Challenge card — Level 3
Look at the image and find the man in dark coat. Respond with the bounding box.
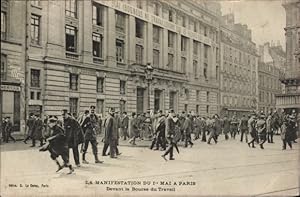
[223,116,230,140]
[281,116,293,150]
[178,111,186,142]
[40,116,74,174]
[24,113,35,144]
[150,110,166,150]
[3,117,16,143]
[31,114,44,147]
[183,114,194,147]
[120,112,129,140]
[81,112,103,164]
[207,115,219,145]
[239,115,249,143]
[162,110,176,161]
[62,110,84,167]
[103,108,119,158]
[230,115,239,139]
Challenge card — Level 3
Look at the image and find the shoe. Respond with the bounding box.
[260,145,264,149]
[117,153,122,156]
[23,140,27,144]
[252,146,256,148]
[95,160,104,163]
[102,154,107,156]
[282,148,286,150]
[247,143,250,148]
[169,158,175,160]
[56,165,64,172]
[67,168,74,174]
[110,156,118,159]
[293,141,297,143]
[161,155,167,161]
[76,164,81,167]
[30,145,35,147]
[82,160,89,164]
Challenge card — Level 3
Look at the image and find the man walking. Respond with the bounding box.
[256,114,267,149]
[103,108,119,159]
[162,110,176,161]
[24,113,35,144]
[120,112,129,140]
[81,111,103,164]
[247,113,257,148]
[31,114,44,147]
[183,114,194,148]
[3,117,16,143]
[239,115,248,143]
[62,110,84,167]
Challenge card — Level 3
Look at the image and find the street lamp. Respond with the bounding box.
[145,63,154,111]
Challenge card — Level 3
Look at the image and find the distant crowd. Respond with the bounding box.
[1,107,299,174]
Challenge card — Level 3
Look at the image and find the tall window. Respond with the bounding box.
[137,0,142,9]
[153,25,160,43]
[136,19,144,38]
[65,0,77,18]
[69,98,78,117]
[31,15,40,45]
[167,53,174,69]
[196,90,200,101]
[185,89,189,100]
[168,10,173,22]
[97,77,104,93]
[204,44,209,58]
[181,36,187,52]
[92,4,103,26]
[196,105,199,114]
[154,90,161,112]
[116,39,124,63]
[168,31,175,48]
[1,11,7,39]
[30,69,40,87]
[116,11,125,32]
[65,26,77,52]
[154,3,159,16]
[203,63,208,79]
[206,91,210,102]
[206,105,209,114]
[120,80,126,95]
[92,33,103,58]
[216,65,219,79]
[1,54,7,80]
[181,15,186,27]
[193,41,198,55]
[193,60,198,78]
[69,73,78,90]
[169,91,176,110]
[153,49,159,67]
[181,57,186,73]
[136,45,143,64]
[204,26,208,37]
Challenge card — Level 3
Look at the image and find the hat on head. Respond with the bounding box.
[49,116,57,123]
[90,105,96,110]
[62,109,68,114]
[108,107,115,113]
[157,109,163,114]
[84,110,89,114]
[169,109,174,113]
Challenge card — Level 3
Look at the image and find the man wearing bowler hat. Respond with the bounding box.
[62,109,84,167]
[103,108,118,158]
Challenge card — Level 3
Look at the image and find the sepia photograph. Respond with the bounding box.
[0,0,299,196]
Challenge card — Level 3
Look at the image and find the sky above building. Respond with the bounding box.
[220,0,286,49]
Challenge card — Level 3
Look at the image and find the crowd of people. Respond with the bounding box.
[1,106,299,174]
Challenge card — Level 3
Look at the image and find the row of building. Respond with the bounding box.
[0,0,298,134]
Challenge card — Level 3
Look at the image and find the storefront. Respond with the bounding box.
[1,82,21,132]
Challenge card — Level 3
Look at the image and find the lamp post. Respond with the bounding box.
[145,63,154,111]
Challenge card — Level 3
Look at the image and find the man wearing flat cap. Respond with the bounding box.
[256,114,267,149]
[62,109,84,167]
[103,108,119,158]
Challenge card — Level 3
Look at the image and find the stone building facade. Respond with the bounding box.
[258,42,285,114]
[1,0,26,133]
[219,14,258,118]
[276,0,300,113]
[24,0,221,118]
